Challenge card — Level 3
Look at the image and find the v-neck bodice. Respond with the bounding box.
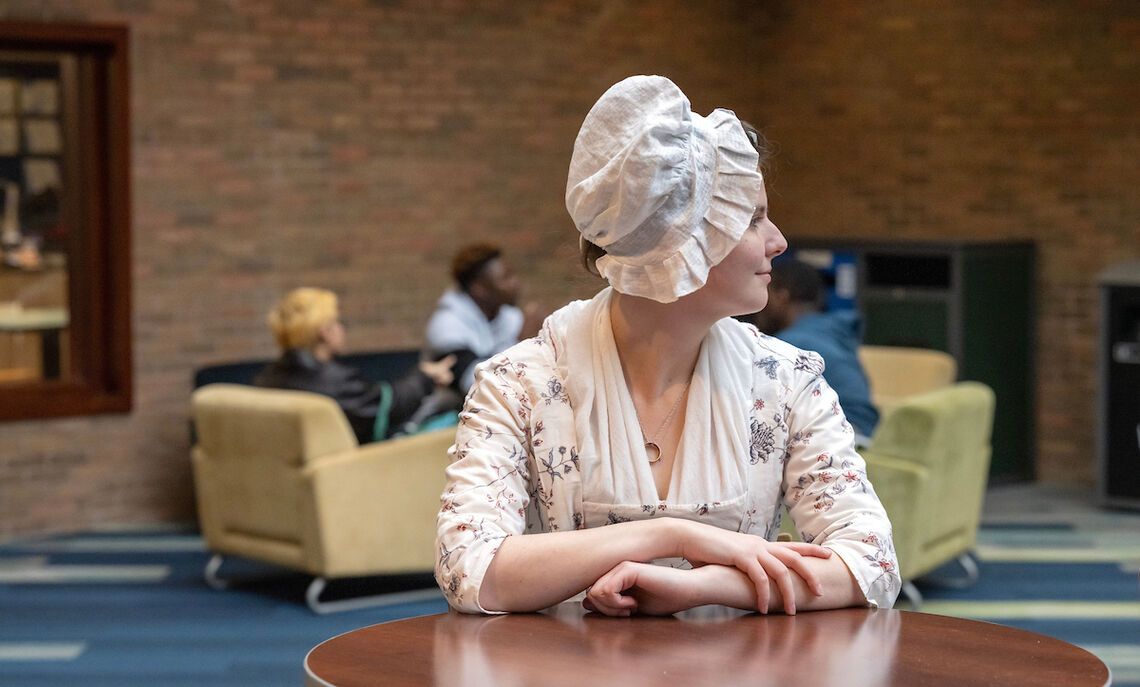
[575,294,751,529]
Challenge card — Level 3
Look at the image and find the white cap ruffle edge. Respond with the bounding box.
[566,75,762,303]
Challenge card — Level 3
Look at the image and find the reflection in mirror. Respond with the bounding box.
[0,52,69,385]
[0,21,130,421]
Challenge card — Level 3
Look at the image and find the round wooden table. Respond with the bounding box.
[304,605,1111,687]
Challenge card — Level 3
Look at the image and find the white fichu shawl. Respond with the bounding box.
[544,288,756,526]
[438,287,901,612]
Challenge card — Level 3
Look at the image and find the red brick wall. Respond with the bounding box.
[1,1,1137,538]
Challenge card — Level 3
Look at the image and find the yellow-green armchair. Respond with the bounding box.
[858,345,958,413]
[190,383,454,613]
[861,381,996,606]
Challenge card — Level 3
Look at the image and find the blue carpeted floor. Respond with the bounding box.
[0,529,448,686]
[903,488,1140,686]
[1,484,1137,686]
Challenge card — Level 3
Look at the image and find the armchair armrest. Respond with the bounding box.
[301,428,456,578]
[862,450,927,581]
[859,381,995,582]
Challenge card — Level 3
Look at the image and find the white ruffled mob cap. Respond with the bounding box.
[565,75,762,303]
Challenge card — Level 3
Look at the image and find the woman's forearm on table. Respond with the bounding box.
[693,554,866,612]
[478,518,687,612]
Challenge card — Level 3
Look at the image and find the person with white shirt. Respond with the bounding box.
[423,242,529,394]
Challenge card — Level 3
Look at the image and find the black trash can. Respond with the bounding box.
[1097,262,1140,509]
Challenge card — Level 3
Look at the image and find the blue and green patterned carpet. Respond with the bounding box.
[900,484,1140,686]
[1,483,1137,686]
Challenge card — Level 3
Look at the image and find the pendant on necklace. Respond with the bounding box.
[645,442,662,464]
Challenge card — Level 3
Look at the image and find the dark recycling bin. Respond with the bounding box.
[1097,262,1140,509]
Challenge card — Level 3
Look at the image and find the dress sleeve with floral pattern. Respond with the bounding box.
[435,340,549,613]
[771,342,900,608]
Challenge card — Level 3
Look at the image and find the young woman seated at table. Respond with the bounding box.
[435,76,900,617]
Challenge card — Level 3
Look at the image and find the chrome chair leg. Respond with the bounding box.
[305,576,443,614]
[958,552,980,583]
[204,553,229,590]
[937,552,981,590]
[206,554,443,613]
[305,576,329,613]
[901,580,923,608]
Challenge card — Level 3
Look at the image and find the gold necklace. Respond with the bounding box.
[638,378,691,464]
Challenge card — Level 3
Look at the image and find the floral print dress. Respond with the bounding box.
[435,289,900,613]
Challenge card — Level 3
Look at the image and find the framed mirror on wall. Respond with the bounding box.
[0,21,130,421]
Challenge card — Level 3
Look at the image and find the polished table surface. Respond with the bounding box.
[304,603,1111,687]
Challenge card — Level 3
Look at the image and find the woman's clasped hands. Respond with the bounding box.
[584,521,833,617]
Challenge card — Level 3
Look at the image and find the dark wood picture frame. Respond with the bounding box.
[0,20,131,421]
